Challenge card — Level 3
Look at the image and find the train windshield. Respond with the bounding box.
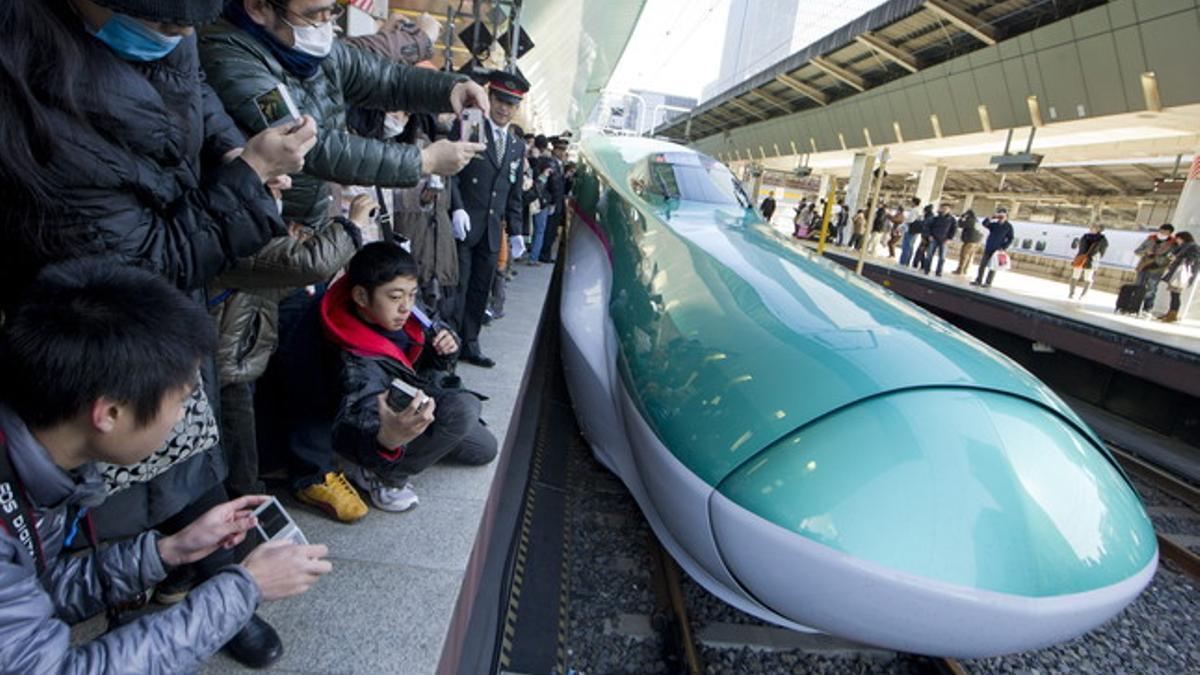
[637,153,750,207]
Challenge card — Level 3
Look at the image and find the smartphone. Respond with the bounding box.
[461,108,485,144]
[387,378,429,412]
[252,497,308,545]
[254,83,301,128]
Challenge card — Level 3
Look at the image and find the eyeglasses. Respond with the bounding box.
[269,1,344,28]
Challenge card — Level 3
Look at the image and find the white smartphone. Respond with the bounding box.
[461,108,485,144]
[254,83,301,129]
[252,497,308,545]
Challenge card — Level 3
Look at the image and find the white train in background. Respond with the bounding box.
[1006,221,1161,271]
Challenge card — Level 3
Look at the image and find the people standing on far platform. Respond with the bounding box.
[910,204,934,270]
[898,197,922,266]
[1068,224,1109,301]
[954,210,982,275]
[923,203,957,277]
[972,208,1015,288]
[760,193,777,221]
[1133,224,1176,317]
[1160,231,1199,323]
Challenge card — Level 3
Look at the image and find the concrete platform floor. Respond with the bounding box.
[807,239,1200,355]
[201,261,555,675]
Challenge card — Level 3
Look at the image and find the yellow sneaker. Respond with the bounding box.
[296,472,368,522]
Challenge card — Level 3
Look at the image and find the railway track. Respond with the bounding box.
[644,522,972,675]
[1109,445,1200,581]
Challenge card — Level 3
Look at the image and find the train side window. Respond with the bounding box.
[1070,237,1080,250]
[1021,238,1033,250]
[1035,240,1047,252]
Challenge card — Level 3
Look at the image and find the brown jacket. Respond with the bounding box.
[341,18,434,65]
[211,222,358,384]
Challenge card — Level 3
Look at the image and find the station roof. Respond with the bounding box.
[389,0,646,134]
[655,0,1107,141]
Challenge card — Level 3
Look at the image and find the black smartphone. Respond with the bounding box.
[387,378,429,412]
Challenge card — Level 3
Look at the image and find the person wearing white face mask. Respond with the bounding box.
[199,0,488,231]
[1132,224,1177,317]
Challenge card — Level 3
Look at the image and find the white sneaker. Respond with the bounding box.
[347,465,419,512]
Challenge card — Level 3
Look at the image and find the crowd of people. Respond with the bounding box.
[783,195,1016,286]
[778,192,1196,321]
[0,0,570,671]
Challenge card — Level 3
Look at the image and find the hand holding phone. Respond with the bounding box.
[254,83,301,128]
[252,497,308,546]
[378,380,436,448]
[461,108,485,145]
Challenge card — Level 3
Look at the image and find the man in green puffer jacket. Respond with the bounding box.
[199,0,487,228]
[198,0,486,518]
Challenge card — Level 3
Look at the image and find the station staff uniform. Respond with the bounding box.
[450,70,529,367]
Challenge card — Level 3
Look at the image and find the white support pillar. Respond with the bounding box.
[817,174,834,204]
[845,153,876,214]
[915,164,948,206]
[962,193,976,212]
[1170,155,1200,318]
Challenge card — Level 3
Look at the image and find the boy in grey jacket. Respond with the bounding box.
[0,260,330,674]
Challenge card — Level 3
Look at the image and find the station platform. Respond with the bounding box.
[199,263,556,675]
[803,241,1200,400]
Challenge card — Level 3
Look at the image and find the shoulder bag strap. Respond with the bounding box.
[376,186,394,244]
[0,442,48,576]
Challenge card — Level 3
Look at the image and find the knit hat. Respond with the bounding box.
[92,0,225,25]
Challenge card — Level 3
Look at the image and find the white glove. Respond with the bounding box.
[452,209,471,241]
[510,235,526,259]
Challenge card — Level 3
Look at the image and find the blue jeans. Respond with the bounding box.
[899,232,915,266]
[529,210,550,262]
[923,239,946,275]
[1135,268,1164,311]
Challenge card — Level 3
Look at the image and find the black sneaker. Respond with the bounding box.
[154,568,194,605]
[225,614,284,669]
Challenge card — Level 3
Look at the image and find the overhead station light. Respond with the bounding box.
[990,152,1043,173]
[991,127,1042,173]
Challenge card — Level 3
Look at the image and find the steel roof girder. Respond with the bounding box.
[774,73,830,106]
[809,56,868,92]
[854,32,920,73]
[922,0,999,46]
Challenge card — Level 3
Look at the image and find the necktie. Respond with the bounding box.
[494,126,507,158]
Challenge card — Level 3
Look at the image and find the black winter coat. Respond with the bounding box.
[0,34,284,308]
[928,213,957,242]
[959,216,983,244]
[0,34,285,538]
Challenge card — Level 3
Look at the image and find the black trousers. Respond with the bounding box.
[354,391,497,486]
[220,382,263,497]
[455,237,499,356]
[540,207,563,262]
[975,248,999,285]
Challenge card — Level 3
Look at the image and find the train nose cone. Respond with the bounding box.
[710,388,1157,658]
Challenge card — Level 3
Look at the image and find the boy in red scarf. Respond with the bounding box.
[321,243,497,512]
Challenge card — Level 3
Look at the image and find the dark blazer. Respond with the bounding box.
[451,119,524,253]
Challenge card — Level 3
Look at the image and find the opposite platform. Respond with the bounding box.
[805,241,1200,399]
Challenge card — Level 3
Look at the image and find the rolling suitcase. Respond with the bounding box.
[1115,283,1145,314]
